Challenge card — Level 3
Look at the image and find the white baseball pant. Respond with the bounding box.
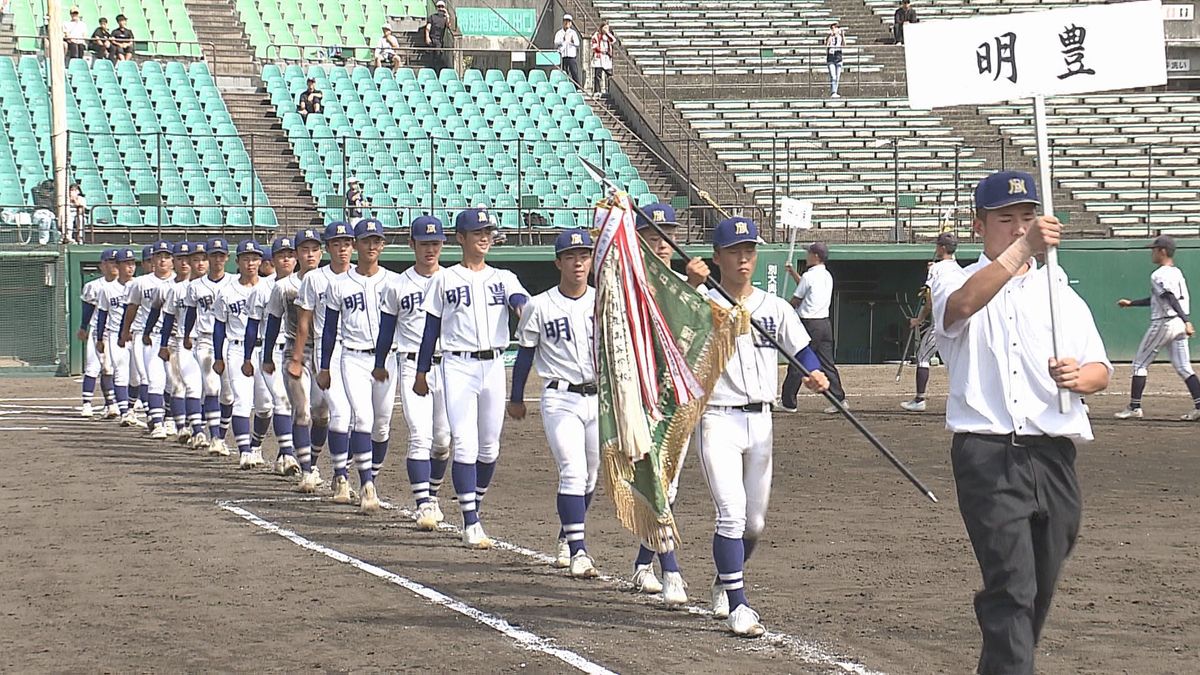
[1132,318,1195,379]
[84,329,101,379]
[916,326,938,368]
[225,340,272,418]
[312,344,349,433]
[174,344,203,399]
[696,407,773,542]
[285,345,317,426]
[542,386,599,495]
[129,332,146,390]
[143,339,167,395]
[398,356,450,461]
[440,353,505,465]
[261,341,290,415]
[340,348,398,441]
[104,334,132,387]
[195,338,234,405]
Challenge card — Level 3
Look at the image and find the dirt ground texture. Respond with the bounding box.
[0,363,1196,674]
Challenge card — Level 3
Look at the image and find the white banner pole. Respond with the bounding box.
[1032,94,1071,414]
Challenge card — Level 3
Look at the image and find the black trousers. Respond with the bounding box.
[563,56,582,86]
[782,317,845,405]
[951,433,1082,675]
[66,42,85,60]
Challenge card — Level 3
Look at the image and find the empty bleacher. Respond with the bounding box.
[0,56,274,228]
[10,0,201,57]
[264,64,652,229]
[675,97,989,229]
[238,0,425,60]
[977,92,1200,233]
[864,0,1091,23]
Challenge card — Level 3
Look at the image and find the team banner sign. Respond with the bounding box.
[905,0,1167,109]
[593,194,743,552]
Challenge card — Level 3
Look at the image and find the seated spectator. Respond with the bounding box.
[31,179,58,245]
[90,17,111,60]
[64,8,88,61]
[110,14,134,61]
[345,177,371,223]
[373,26,402,72]
[68,183,87,244]
[297,78,323,118]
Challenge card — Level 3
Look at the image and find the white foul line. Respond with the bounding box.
[222,496,883,675]
[217,499,616,675]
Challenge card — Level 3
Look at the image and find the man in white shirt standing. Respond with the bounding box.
[782,242,847,412]
[930,171,1111,675]
[554,14,582,87]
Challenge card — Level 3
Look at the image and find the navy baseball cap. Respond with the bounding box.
[190,240,207,255]
[713,217,762,249]
[355,218,385,239]
[271,236,296,254]
[141,245,154,261]
[1150,234,1177,254]
[236,239,264,257]
[173,241,193,256]
[808,241,829,262]
[324,221,354,241]
[975,171,1040,211]
[206,237,229,254]
[115,247,137,263]
[100,247,117,262]
[555,228,593,254]
[455,208,494,232]
[150,240,173,256]
[637,202,678,230]
[296,227,322,246]
[411,215,446,241]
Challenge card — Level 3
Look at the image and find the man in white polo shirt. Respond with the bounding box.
[782,242,847,412]
[930,171,1111,675]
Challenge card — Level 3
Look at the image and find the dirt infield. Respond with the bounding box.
[0,364,1196,673]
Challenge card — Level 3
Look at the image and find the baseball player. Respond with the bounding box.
[78,249,118,418]
[127,245,155,417]
[319,218,398,513]
[213,240,273,469]
[247,236,299,476]
[901,232,959,412]
[416,207,529,549]
[698,217,828,637]
[372,215,452,530]
[930,171,1111,674]
[628,202,708,603]
[1114,234,1200,420]
[259,251,276,280]
[265,228,325,491]
[508,229,600,578]
[185,238,234,455]
[292,221,354,501]
[94,247,138,423]
[120,240,175,436]
[157,241,200,444]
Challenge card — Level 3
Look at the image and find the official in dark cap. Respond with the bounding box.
[929,170,1112,675]
[901,231,961,412]
[781,241,847,412]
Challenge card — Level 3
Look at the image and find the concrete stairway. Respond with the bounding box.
[182,0,257,86]
[0,12,19,59]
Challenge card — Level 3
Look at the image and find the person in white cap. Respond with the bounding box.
[555,14,582,86]
[374,25,403,71]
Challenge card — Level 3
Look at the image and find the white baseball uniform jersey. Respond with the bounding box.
[326,266,399,439]
[1150,265,1190,321]
[96,278,131,387]
[517,286,599,496]
[297,265,345,347]
[187,273,233,339]
[215,278,272,418]
[387,267,441,352]
[707,288,812,406]
[126,273,172,334]
[267,273,305,347]
[296,265,350,432]
[81,277,106,379]
[917,259,960,367]
[81,277,105,332]
[1133,264,1195,379]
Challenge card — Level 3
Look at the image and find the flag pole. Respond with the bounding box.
[1032,94,1072,414]
[581,156,938,504]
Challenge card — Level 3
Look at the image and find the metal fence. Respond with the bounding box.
[0,250,67,373]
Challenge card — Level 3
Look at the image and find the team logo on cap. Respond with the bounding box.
[1008,178,1027,195]
[246,242,257,251]
[477,211,488,223]
[652,210,666,222]
[734,221,749,235]
[425,223,437,234]
[570,233,583,245]
[336,224,347,234]
[304,229,316,238]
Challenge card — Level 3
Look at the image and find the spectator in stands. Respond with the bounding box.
[345,177,370,223]
[31,179,57,246]
[826,23,845,99]
[68,183,86,244]
[110,14,134,61]
[297,77,323,118]
[893,0,917,45]
[590,19,616,97]
[555,14,582,87]
[63,8,89,61]
[374,26,403,72]
[425,1,451,71]
[90,17,111,61]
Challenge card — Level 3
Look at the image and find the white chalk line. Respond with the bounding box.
[224,495,883,675]
[217,499,615,675]
[0,426,52,431]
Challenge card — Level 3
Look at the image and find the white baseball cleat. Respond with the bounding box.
[414,502,440,530]
[359,483,382,514]
[149,425,170,440]
[238,452,256,470]
[103,405,120,419]
[208,438,230,457]
[190,432,209,451]
[297,470,321,494]
[80,402,93,418]
[662,571,688,607]
[1181,409,1200,421]
[429,498,444,524]
[823,399,849,414]
[1113,406,1143,420]
[133,400,146,413]
[554,539,571,568]
[773,399,798,414]
[570,550,599,579]
[248,449,266,468]
[276,454,300,476]
[711,576,730,619]
[175,428,192,445]
[632,564,663,594]
[161,420,178,437]
[727,605,765,638]
[331,475,355,504]
[900,398,927,412]
[462,522,494,550]
[119,411,141,427]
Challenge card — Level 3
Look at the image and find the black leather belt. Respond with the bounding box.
[345,346,395,355]
[957,432,1059,449]
[712,402,772,413]
[229,338,263,347]
[547,380,598,396]
[402,352,442,364]
[450,349,501,360]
